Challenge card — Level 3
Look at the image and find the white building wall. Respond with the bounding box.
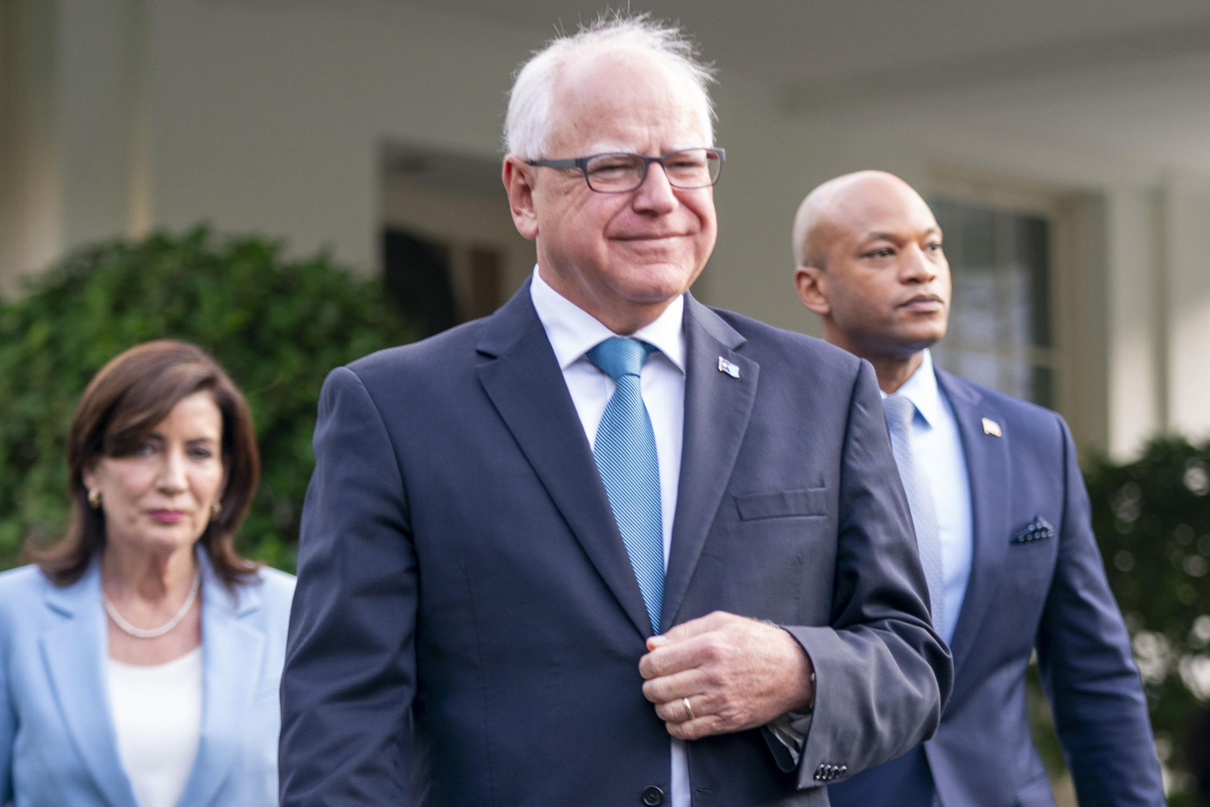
[1162,175,1210,440]
[147,0,540,275]
[0,0,65,296]
[5,0,1209,456]
[1104,187,1165,456]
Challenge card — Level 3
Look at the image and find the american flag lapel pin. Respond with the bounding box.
[718,357,740,378]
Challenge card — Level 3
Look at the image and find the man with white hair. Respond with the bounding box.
[280,18,950,806]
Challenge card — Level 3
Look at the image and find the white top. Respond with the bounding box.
[107,647,203,807]
[882,349,974,644]
[530,267,693,806]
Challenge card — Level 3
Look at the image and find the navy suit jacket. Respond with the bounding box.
[829,370,1164,807]
[279,283,952,807]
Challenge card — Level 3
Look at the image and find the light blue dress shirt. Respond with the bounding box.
[529,268,696,806]
[883,350,973,644]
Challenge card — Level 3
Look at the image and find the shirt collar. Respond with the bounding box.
[529,265,686,372]
[881,349,944,428]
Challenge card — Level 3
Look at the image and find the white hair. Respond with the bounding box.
[504,14,716,160]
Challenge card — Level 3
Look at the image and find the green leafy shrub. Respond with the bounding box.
[0,228,414,573]
[1027,438,1209,803]
[1085,437,1210,803]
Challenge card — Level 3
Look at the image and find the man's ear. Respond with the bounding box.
[503,156,539,241]
[795,265,831,317]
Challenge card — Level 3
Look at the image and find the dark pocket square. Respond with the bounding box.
[1011,516,1056,544]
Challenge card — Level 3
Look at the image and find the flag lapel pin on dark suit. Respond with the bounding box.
[718,357,740,378]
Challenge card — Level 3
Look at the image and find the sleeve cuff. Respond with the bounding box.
[762,708,815,772]
[758,621,817,773]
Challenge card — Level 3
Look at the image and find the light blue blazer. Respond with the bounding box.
[0,555,295,807]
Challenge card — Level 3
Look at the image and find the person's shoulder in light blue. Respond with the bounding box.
[229,563,297,633]
[0,561,53,603]
[0,562,60,639]
[250,564,298,610]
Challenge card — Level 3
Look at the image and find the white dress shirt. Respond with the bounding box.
[529,267,693,806]
[883,350,973,644]
[107,646,203,807]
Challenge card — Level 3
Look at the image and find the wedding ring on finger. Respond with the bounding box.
[682,697,695,722]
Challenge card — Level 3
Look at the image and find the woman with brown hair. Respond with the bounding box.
[0,340,294,807]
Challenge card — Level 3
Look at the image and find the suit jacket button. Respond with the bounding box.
[641,785,664,806]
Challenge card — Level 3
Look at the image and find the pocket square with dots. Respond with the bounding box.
[1011,516,1056,544]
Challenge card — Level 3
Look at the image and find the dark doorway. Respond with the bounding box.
[382,228,457,337]
[467,247,503,320]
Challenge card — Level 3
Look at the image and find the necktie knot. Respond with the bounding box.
[883,394,917,432]
[587,337,656,381]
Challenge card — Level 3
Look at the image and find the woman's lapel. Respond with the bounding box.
[39,563,141,807]
[175,559,265,807]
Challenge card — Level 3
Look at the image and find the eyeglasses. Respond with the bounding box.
[525,148,725,193]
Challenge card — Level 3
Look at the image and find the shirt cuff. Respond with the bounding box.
[762,708,815,772]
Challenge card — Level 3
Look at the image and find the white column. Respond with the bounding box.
[1161,175,1210,440]
[0,0,64,295]
[0,0,152,295]
[1103,186,1164,459]
[59,0,153,249]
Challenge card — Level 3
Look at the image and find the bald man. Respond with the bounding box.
[792,172,1164,807]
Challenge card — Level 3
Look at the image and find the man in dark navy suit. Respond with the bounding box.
[793,170,1164,807]
[279,18,950,807]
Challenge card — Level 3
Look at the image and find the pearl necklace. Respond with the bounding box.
[103,572,201,639]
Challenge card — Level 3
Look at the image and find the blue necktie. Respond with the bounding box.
[587,337,664,634]
[883,395,945,636]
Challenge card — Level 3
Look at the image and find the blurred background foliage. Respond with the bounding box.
[1,230,1208,803]
[1029,437,1210,806]
[0,229,414,573]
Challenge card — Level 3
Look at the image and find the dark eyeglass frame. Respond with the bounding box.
[525,147,726,193]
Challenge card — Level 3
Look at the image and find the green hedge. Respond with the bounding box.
[1028,438,1209,804]
[1085,437,1210,802]
[0,229,414,572]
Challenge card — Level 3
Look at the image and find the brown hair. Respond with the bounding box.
[33,340,262,588]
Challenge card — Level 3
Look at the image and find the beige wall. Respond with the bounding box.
[5,0,1210,457]
[1162,175,1210,441]
[0,0,65,297]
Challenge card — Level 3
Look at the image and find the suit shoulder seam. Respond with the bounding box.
[334,365,408,491]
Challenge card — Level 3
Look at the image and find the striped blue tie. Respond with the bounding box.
[587,337,664,634]
[883,395,945,636]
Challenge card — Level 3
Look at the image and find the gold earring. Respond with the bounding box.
[87,489,102,509]
[211,500,221,518]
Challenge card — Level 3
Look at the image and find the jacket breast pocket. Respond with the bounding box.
[734,488,827,521]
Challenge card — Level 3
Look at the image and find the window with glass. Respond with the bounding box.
[931,199,1056,409]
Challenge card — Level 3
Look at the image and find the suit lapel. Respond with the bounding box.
[936,369,1010,679]
[476,281,653,638]
[176,561,265,807]
[40,564,140,807]
[661,297,758,631]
